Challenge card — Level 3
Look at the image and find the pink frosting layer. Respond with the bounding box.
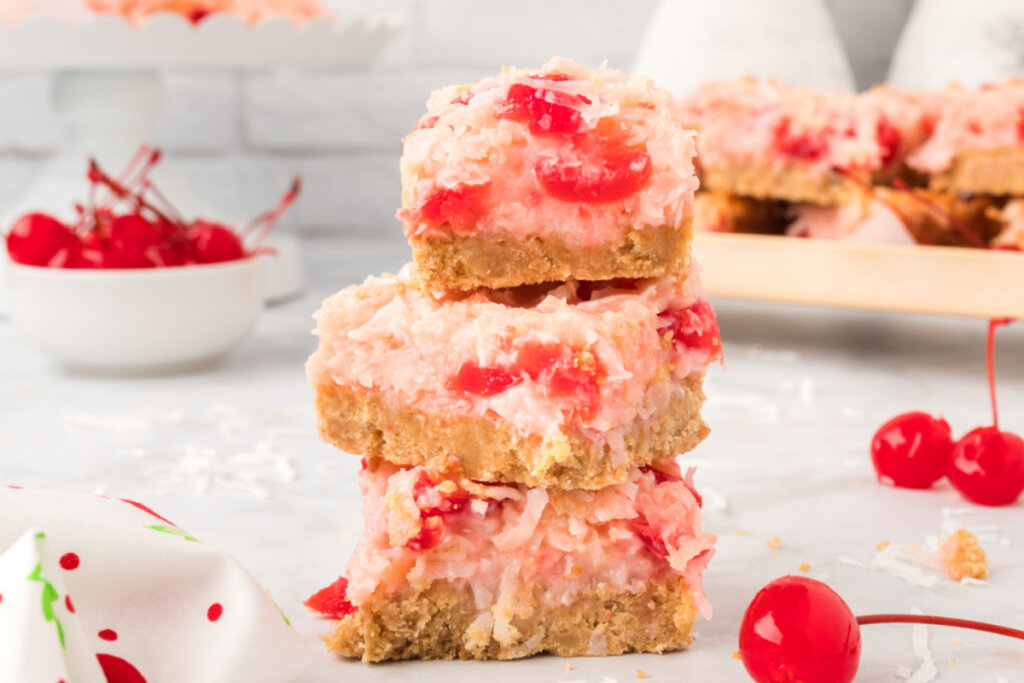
[307,265,721,461]
[678,77,894,176]
[907,81,1024,173]
[344,457,716,651]
[399,57,699,248]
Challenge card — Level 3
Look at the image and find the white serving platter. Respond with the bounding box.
[694,232,1024,319]
[0,13,403,68]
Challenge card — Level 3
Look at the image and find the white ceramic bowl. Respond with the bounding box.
[6,257,265,372]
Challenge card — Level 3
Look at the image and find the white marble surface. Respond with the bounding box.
[1,240,1023,682]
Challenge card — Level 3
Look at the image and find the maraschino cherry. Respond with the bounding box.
[870,411,954,489]
[948,318,1024,506]
[739,576,1024,683]
[4,145,301,271]
[870,318,1022,506]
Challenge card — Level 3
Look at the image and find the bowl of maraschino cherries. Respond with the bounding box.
[4,147,301,372]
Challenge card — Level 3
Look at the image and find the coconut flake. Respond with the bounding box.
[139,441,297,499]
[903,609,938,683]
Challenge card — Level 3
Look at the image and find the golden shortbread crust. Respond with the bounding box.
[409,222,691,291]
[315,376,708,491]
[701,161,866,206]
[326,577,698,662]
[928,147,1024,196]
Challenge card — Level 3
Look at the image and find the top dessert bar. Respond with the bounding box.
[399,57,699,290]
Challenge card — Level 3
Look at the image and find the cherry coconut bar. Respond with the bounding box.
[307,456,715,662]
[907,81,1024,196]
[306,265,721,490]
[678,78,922,205]
[399,57,699,290]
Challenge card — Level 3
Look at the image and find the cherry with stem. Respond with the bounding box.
[740,576,1024,683]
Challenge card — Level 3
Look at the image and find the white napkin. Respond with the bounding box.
[0,486,310,683]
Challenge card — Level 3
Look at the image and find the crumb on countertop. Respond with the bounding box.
[798,563,811,572]
[731,650,742,661]
[877,540,891,551]
[735,529,749,536]
[636,669,648,679]
[565,663,574,671]
[940,528,989,581]
[766,537,781,549]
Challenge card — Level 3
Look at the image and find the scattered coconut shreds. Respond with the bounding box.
[766,537,782,549]
[140,441,296,499]
[64,407,184,435]
[940,529,989,582]
[731,650,742,661]
[636,669,649,679]
[898,609,938,683]
[839,547,940,588]
[798,563,811,572]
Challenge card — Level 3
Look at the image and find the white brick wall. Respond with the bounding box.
[0,0,915,243]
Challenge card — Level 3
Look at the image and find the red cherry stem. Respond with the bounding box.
[986,317,1015,429]
[890,178,989,249]
[87,159,180,230]
[858,614,1024,641]
[243,176,302,247]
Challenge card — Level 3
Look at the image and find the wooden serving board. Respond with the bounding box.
[693,232,1024,319]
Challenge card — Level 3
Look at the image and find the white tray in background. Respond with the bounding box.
[694,232,1024,319]
[0,13,404,68]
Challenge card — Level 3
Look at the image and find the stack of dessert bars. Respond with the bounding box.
[305,58,722,663]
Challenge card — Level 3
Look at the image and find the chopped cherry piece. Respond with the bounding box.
[495,83,586,135]
[639,463,683,485]
[876,116,902,166]
[415,115,439,130]
[406,518,445,551]
[948,427,1024,506]
[5,213,79,267]
[447,362,522,396]
[739,576,861,683]
[304,576,357,619]
[451,91,474,105]
[412,471,471,516]
[188,221,246,264]
[515,342,603,419]
[630,518,669,559]
[773,118,829,161]
[419,184,489,230]
[535,147,652,203]
[870,412,953,489]
[658,302,722,359]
